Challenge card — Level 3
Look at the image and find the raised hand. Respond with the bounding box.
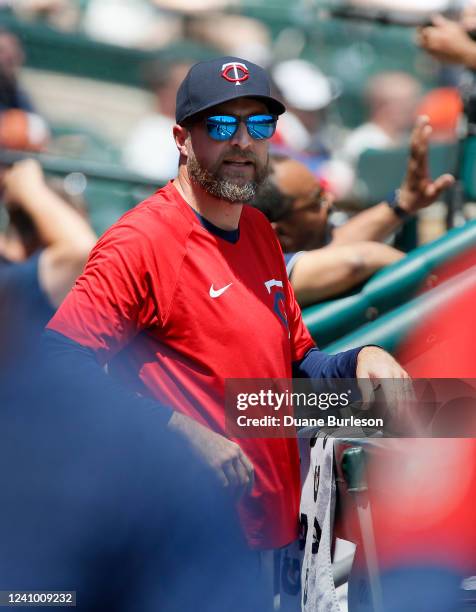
[397,115,454,215]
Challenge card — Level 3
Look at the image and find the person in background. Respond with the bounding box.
[0,29,36,113]
[270,59,356,200]
[11,0,80,32]
[342,71,422,162]
[271,59,339,158]
[0,29,50,150]
[253,117,454,306]
[122,59,192,182]
[0,159,96,367]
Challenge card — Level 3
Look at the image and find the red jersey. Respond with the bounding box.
[48,181,315,549]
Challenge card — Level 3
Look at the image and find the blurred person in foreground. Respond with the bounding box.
[43,56,413,607]
[0,358,262,612]
[0,159,96,368]
[123,59,192,182]
[253,117,454,306]
[342,71,422,162]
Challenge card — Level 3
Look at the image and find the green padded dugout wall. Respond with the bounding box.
[302,219,476,347]
[323,264,476,355]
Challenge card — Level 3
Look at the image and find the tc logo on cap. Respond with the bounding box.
[221,62,249,86]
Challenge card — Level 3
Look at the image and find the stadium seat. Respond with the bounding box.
[0,10,218,86]
[49,123,121,164]
[0,149,160,235]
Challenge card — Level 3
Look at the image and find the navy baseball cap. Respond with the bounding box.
[175,56,286,125]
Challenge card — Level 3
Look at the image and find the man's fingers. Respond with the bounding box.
[233,457,249,484]
[220,451,254,497]
[378,378,400,409]
[406,118,454,205]
[397,376,424,434]
[424,173,455,200]
[402,375,416,404]
[239,451,255,489]
[357,377,375,407]
[432,173,455,194]
[378,375,424,434]
[215,468,230,489]
[223,460,240,488]
[407,118,431,183]
[233,458,253,497]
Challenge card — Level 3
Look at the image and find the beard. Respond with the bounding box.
[187,149,269,203]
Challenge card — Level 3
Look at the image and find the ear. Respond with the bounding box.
[173,124,189,157]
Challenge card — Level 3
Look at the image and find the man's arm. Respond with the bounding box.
[43,329,254,496]
[291,241,404,306]
[2,160,97,306]
[43,329,173,425]
[331,117,454,245]
[295,345,414,421]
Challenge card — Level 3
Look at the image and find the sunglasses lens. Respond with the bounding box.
[206,115,239,141]
[246,114,276,140]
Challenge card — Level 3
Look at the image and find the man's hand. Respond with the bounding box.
[168,411,254,497]
[417,15,476,69]
[397,115,454,215]
[2,159,46,208]
[356,346,418,430]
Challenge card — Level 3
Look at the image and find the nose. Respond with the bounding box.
[229,120,253,150]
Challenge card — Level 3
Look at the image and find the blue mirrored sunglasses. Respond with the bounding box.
[206,114,277,141]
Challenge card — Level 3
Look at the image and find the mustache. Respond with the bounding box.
[219,150,259,165]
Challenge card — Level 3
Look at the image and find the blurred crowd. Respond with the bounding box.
[1,0,476,342]
[0,2,469,191]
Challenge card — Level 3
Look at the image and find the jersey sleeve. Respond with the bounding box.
[47,216,176,365]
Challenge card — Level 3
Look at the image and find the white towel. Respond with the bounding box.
[302,433,341,612]
[280,433,342,612]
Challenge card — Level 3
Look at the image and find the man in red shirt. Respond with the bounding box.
[45,57,410,551]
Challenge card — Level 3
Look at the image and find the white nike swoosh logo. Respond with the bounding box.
[209,283,233,298]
